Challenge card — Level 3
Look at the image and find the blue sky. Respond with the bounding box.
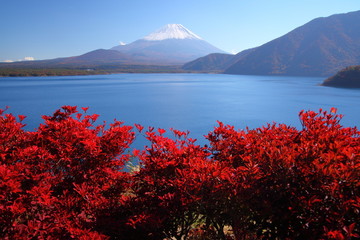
[1,0,359,62]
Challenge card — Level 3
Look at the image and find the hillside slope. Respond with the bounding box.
[225,10,360,77]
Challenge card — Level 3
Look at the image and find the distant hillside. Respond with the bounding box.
[0,49,133,69]
[322,65,360,88]
[182,48,254,72]
[182,53,235,72]
[60,49,134,64]
[225,10,360,77]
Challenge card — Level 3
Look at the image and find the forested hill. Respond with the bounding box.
[322,65,360,88]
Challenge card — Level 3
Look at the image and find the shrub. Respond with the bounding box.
[1,107,359,239]
[207,108,360,239]
[1,106,135,239]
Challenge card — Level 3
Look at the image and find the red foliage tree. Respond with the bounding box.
[207,108,360,239]
[129,128,210,240]
[1,106,135,239]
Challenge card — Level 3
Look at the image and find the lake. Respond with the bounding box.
[0,73,359,145]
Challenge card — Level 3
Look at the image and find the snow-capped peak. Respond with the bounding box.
[142,24,202,41]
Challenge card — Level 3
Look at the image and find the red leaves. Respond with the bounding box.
[18,114,26,121]
[81,107,89,113]
[62,105,77,114]
[134,123,144,132]
[0,106,134,239]
[206,109,360,239]
[89,113,100,122]
[157,128,166,135]
[1,107,359,239]
[171,128,187,138]
[331,107,338,114]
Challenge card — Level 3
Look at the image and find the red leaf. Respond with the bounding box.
[135,123,144,132]
[158,128,166,135]
[18,115,26,121]
[81,107,89,113]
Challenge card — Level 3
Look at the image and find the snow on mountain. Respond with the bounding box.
[142,24,202,41]
[109,24,226,65]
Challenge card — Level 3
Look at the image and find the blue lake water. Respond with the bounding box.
[0,73,359,145]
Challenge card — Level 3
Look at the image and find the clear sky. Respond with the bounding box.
[1,0,359,62]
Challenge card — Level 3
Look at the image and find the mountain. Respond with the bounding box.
[59,49,133,64]
[224,10,360,76]
[0,24,226,72]
[111,24,226,65]
[322,65,360,88]
[182,48,255,72]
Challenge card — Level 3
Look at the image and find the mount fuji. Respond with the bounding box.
[110,24,226,64]
[0,24,226,73]
[142,24,202,41]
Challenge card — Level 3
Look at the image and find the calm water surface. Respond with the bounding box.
[1,73,359,144]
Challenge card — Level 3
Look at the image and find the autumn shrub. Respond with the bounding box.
[128,127,210,240]
[1,106,359,240]
[1,106,135,239]
[207,108,360,239]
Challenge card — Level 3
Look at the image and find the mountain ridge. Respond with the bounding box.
[224,10,360,76]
